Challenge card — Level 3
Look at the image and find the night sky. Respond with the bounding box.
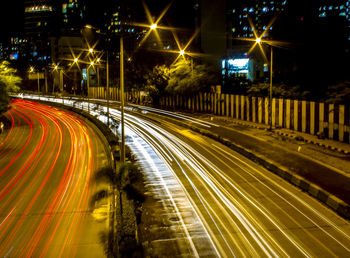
[0,0,23,41]
[0,0,194,41]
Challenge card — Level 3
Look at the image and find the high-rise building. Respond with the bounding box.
[220,0,287,81]
[24,0,58,65]
[22,0,88,67]
[229,0,287,40]
[24,0,57,38]
[61,0,86,34]
[317,0,350,40]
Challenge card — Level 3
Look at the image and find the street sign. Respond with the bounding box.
[28,73,44,80]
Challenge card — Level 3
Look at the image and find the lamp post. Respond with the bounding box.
[255,38,273,130]
[83,25,115,156]
[37,70,40,93]
[269,46,273,130]
[30,66,40,94]
[120,34,125,163]
[106,50,110,128]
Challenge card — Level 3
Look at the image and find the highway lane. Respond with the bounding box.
[117,107,350,257]
[18,95,350,256]
[0,99,111,257]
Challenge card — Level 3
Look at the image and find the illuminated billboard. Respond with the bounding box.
[222,58,250,76]
[228,58,249,73]
[10,53,18,60]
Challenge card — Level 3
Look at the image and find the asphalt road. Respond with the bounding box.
[0,99,110,257]
[119,106,350,257]
[15,95,350,256]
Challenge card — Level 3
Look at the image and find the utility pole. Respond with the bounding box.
[87,66,90,112]
[269,46,273,130]
[107,50,110,127]
[120,35,125,163]
[37,71,40,93]
[45,69,48,94]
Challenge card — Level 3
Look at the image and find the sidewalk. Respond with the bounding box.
[154,110,350,219]
[208,116,350,175]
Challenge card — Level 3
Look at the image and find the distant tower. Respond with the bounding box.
[24,0,58,65]
[229,0,287,41]
[317,0,350,41]
[24,0,57,38]
[200,0,227,70]
[61,0,86,35]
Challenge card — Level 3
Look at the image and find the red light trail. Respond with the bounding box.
[0,99,108,257]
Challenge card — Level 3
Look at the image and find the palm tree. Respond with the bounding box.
[90,163,145,257]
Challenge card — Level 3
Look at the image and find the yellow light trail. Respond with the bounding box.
[20,95,350,257]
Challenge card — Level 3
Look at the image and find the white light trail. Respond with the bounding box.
[19,93,350,257]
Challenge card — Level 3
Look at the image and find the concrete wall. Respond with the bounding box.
[88,87,350,143]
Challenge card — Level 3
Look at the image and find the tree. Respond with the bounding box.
[166,58,217,95]
[0,81,9,115]
[0,61,21,115]
[247,82,310,99]
[327,81,350,104]
[0,61,21,92]
[145,65,169,105]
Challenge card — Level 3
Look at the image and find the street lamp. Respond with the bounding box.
[120,31,125,163]
[255,37,273,130]
[238,14,283,130]
[29,66,41,94]
[150,23,157,30]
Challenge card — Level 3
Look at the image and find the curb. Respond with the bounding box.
[275,131,350,155]
[156,114,350,220]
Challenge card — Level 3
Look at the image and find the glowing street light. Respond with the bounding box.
[179,49,185,56]
[235,15,282,130]
[89,48,94,54]
[74,58,78,63]
[252,35,274,130]
[29,66,41,93]
[150,23,157,30]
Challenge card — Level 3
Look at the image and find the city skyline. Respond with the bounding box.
[0,0,349,98]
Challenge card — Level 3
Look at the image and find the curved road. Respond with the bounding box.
[17,96,350,256]
[0,99,110,257]
[118,106,350,257]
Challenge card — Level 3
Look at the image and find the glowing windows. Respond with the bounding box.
[25,5,52,13]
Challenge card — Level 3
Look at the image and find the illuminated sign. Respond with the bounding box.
[82,68,87,80]
[10,53,18,60]
[28,72,44,80]
[226,58,249,73]
[25,5,52,13]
